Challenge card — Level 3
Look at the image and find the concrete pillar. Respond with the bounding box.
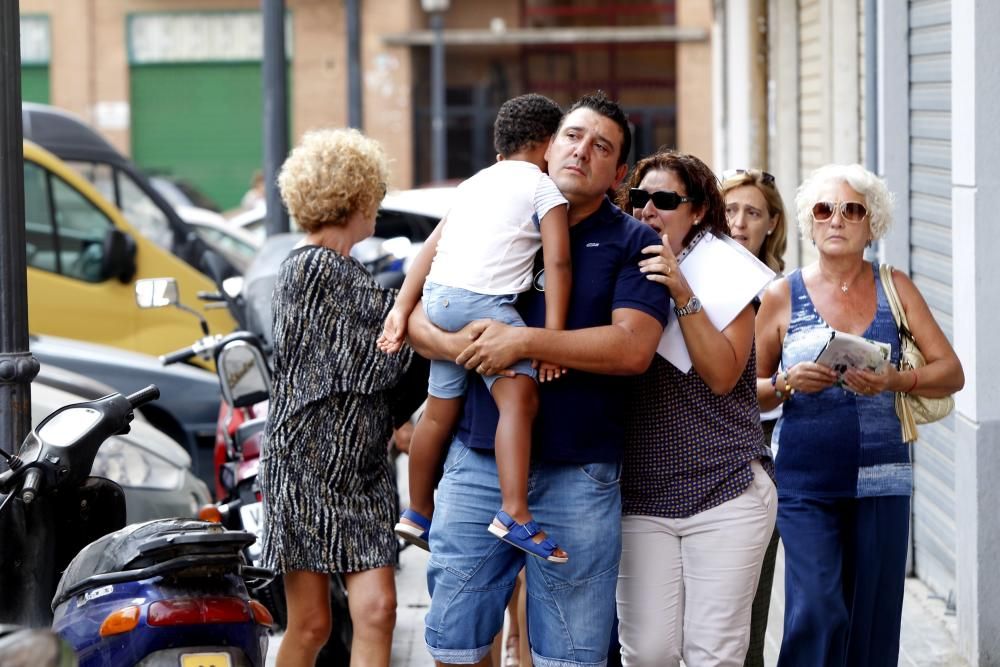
[362,0,416,188]
[951,1,1000,663]
[767,0,800,269]
[677,0,714,166]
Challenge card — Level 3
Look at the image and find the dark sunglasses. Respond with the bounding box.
[721,168,776,187]
[629,188,697,211]
[811,201,868,224]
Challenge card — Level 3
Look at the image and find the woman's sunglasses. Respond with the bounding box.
[811,201,868,224]
[629,188,697,211]
[722,168,776,187]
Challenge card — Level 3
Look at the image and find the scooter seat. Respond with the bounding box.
[53,518,256,609]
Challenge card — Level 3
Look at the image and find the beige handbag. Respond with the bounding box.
[878,264,955,442]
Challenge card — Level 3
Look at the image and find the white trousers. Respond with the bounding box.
[616,460,777,667]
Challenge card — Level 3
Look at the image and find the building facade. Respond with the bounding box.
[19,1,714,210]
[718,0,1000,661]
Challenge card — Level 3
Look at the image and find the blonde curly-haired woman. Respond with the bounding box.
[259,128,412,666]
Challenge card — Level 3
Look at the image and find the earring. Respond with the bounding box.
[694,219,700,226]
[766,229,773,236]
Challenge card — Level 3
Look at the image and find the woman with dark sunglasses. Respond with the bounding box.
[755,163,964,666]
[612,151,776,666]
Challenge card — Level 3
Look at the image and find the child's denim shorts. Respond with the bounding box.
[422,280,537,399]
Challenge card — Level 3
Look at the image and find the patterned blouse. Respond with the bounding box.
[772,264,910,498]
[260,245,413,574]
[622,346,772,520]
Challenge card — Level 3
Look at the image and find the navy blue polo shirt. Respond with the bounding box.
[455,197,671,464]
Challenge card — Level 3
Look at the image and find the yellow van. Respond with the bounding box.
[23,140,235,358]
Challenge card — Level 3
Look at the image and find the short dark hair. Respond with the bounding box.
[493,93,564,157]
[565,91,632,166]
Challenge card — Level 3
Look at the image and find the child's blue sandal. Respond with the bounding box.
[394,509,431,552]
[487,510,569,564]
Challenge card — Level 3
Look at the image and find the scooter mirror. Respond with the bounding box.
[222,276,245,299]
[218,340,271,409]
[135,278,179,309]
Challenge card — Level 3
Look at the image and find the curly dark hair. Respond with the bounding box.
[493,93,564,157]
[615,149,728,249]
[565,90,632,166]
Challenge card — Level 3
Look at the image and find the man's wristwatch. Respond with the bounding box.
[674,295,703,317]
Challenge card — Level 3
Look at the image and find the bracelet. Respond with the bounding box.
[905,370,919,394]
[771,372,784,399]
[783,370,796,397]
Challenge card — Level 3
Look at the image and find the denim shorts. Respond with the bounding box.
[422,281,537,399]
[424,439,622,666]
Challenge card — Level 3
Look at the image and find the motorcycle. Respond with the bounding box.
[0,386,272,666]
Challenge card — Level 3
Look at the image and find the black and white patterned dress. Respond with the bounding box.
[259,244,412,574]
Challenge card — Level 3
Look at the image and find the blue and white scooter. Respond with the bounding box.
[0,386,272,666]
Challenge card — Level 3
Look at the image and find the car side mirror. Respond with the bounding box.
[135,278,179,309]
[216,339,271,409]
[102,229,136,283]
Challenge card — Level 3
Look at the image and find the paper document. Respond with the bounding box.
[814,331,891,380]
[656,233,775,372]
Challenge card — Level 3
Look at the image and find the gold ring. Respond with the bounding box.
[665,265,672,275]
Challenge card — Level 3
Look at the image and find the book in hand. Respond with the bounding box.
[814,331,891,381]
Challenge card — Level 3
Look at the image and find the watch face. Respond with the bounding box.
[675,296,701,316]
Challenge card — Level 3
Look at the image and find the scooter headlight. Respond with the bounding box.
[91,439,182,490]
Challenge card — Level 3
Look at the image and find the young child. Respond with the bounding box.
[377,93,571,563]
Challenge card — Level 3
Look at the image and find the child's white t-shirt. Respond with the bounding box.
[427,160,568,295]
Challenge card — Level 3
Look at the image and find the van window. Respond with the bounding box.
[116,170,174,250]
[24,161,57,273]
[50,176,114,282]
[66,159,174,251]
[24,160,115,283]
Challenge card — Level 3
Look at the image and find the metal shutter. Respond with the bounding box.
[130,63,268,211]
[798,0,824,178]
[20,66,50,103]
[908,0,956,605]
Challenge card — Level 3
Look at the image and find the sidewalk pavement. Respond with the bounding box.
[269,452,968,666]
[764,543,967,667]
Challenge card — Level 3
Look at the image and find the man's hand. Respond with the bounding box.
[377,307,407,354]
[455,321,523,377]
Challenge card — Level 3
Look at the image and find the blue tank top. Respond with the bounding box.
[773,263,911,498]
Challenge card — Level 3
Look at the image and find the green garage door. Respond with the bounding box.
[21,66,50,103]
[20,15,50,103]
[130,63,268,211]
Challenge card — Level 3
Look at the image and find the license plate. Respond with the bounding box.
[239,501,264,536]
[181,653,232,667]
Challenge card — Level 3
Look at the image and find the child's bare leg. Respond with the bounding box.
[401,396,462,529]
[490,376,567,559]
[490,375,537,524]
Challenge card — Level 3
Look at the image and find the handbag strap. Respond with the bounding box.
[878,263,911,336]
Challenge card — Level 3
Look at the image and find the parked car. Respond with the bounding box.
[229,186,454,244]
[31,334,224,490]
[21,102,240,279]
[180,211,262,273]
[28,381,212,523]
[22,139,236,362]
[150,174,222,213]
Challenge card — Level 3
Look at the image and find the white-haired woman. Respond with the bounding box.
[755,164,963,667]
